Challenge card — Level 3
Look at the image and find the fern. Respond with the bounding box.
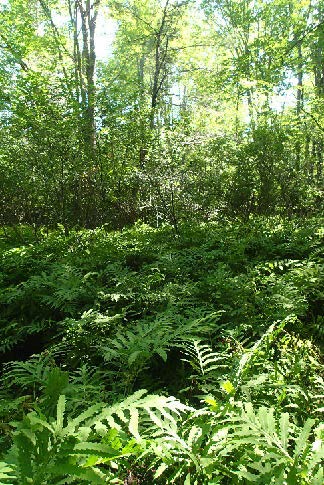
[0,319,51,355]
[3,354,69,410]
[180,339,231,396]
[235,322,324,417]
[223,403,324,484]
[3,353,54,391]
[140,402,324,484]
[66,365,109,412]
[3,391,191,484]
[0,462,16,484]
[101,311,223,392]
[180,323,285,397]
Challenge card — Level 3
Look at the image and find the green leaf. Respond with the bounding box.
[279,412,289,450]
[56,394,66,432]
[154,463,168,478]
[221,380,235,394]
[128,408,140,440]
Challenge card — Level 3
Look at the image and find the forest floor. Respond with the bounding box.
[0,217,323,484]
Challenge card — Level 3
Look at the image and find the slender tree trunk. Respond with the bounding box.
[294,35,304,171]
[296,37,303,116]
[77,0,99,155]
[150,0,170,129]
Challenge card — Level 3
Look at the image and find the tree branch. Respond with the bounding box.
[0,31,28,70]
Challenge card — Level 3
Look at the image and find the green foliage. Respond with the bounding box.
[3,391,190,484]
[0,0,324,480]
[141,402,323,484]
[1,0,323,225]
[0,461,16,484]
[2,387,323,484]
[0,217,323,483]
[101,310,222,393]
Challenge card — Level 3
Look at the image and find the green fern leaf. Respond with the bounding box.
[66,403,103,433]
[50,463,109,483]
[55,394,66,432]
[293,418,315,460]
[154,462,168,479]
[0,461,16,484]
[129,408,140,440]
[279,412,290,451]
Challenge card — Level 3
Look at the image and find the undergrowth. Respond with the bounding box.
[0,217,323,483]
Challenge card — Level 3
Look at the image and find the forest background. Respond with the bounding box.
[0,0,323,229]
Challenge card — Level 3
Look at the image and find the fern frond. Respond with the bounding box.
[5,391,191,484]
[0,462,16,484]
[3,353,54,391]
[88,390,192,438]
[182,340,228,376]
[101,311,224,393]
[234,321,282,386]
[219,403,323,482]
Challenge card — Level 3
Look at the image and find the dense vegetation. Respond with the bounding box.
[0,218,323,483]
[0,0,323,483]
[0,0,323,227]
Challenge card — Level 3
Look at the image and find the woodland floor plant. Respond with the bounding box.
[0,217,323,483]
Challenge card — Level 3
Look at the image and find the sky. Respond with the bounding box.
[95,6,118,60]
